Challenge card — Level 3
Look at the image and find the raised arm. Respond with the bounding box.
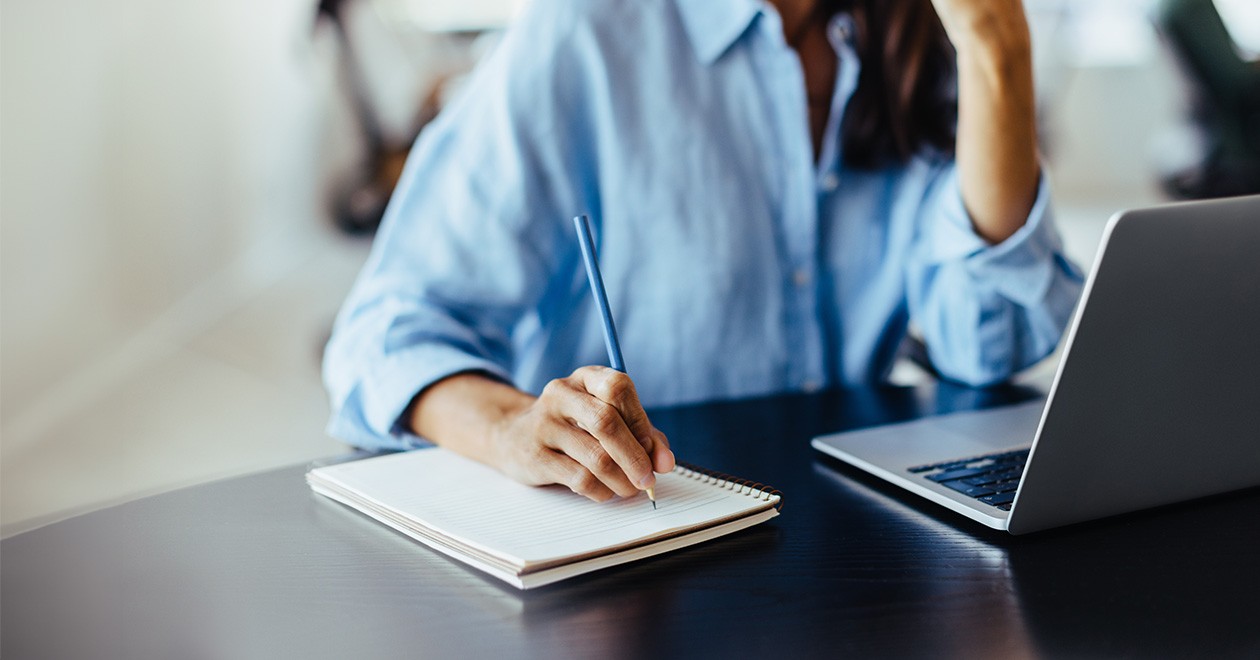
[930,0,1040,244]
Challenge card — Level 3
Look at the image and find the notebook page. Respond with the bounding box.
[313,449,777,566]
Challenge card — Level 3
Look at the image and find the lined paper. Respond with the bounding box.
[311,449,778,565]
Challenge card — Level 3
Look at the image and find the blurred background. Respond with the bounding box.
[2,0,1257,537]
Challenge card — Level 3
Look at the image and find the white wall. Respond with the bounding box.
[1,0,345,421]
[1029,0,1185,200]
[0,0,495,533]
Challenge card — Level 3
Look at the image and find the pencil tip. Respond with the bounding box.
[652,500,657,510]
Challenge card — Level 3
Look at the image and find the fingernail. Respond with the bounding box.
[639,474,655,489]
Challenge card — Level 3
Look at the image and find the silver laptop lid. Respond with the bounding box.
[1008,195,1260,534]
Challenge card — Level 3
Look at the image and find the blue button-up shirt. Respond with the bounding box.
[324,0,1085,450]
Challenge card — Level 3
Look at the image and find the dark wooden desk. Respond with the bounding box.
[4,384,1258,658]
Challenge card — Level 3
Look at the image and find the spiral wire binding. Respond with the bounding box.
[675,462,784,511]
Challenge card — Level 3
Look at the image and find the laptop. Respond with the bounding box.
[812,195,1260,534]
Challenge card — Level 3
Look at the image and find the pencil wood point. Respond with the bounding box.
[648,486,656,509]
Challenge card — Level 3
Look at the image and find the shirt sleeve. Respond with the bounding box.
[905,163,1086,386]
[322,4,589,450]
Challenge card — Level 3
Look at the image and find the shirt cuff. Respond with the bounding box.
[328,344,513,449]
[929,169,1063,308]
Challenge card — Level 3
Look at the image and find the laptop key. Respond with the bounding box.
[955,467,1019,486]
[979,492,1016,506]
[988,467,1023,483]
[908,449,1027,476]
[989,480,1020,494]
[926,467,992,482]
[938,479,999,498]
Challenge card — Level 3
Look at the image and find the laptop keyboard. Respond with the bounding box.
[907,449,1030,511]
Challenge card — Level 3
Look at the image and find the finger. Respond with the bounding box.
[582,398,657,489]
[539,449,616,502]
[541,419,641,498]
[649,428,676,473]
[548,377,656,491]
[574,366,657,452]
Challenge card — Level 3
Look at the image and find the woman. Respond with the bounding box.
[323,0,1083,503]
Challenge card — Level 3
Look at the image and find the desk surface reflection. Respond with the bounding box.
[3,384,1257,658]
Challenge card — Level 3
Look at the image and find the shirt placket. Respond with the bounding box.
[755,13,826,393]
[815,15,861,383]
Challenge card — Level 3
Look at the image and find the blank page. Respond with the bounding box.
[310,449,779,567]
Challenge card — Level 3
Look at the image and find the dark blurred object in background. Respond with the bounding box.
[316,0,446,235]
[1154,0,1260,198]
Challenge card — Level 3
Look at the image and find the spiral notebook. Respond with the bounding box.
[307,448,782,589]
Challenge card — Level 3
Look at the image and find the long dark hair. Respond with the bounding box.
[823,0,957,168]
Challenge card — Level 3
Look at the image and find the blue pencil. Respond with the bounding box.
[574,214,626,373]
[574,214,655,509]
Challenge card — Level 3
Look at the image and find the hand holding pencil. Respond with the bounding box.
[404,216,674,505]
[484,364,674,503]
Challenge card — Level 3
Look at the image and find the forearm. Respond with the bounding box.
[408,373,534,466]
[951,9,1040,244]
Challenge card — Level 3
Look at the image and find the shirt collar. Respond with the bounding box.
[674,0,764,65]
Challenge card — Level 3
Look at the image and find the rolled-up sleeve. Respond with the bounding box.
[906,165,1085,386]
[322,152,534,449]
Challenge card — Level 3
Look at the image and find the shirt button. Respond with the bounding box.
[802,380,821,393]
[829,22,850,43]
[820,172,839,192]
[793,269,811,287]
